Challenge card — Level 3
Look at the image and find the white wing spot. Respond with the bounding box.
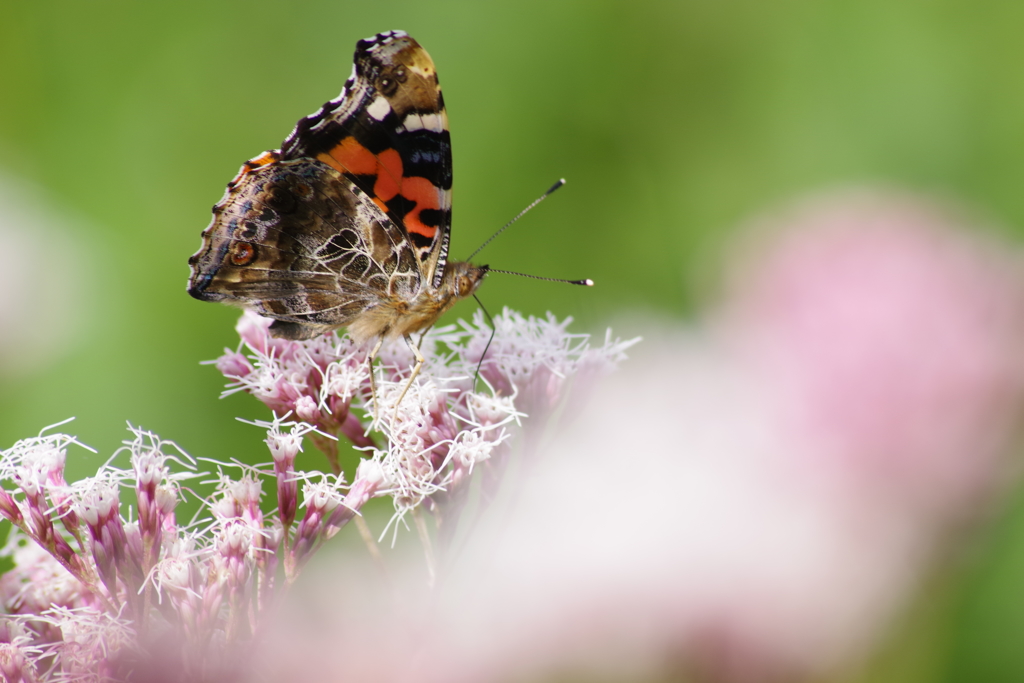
[367,97,391,122]
[401,112,443,132]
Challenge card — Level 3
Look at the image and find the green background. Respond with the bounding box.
[3,1,1024,680]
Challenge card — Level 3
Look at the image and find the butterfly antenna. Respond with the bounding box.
[467,179,566,261]
[472,294,497,393]
[487,269,593,286]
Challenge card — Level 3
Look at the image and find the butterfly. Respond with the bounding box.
[188,30,488,408]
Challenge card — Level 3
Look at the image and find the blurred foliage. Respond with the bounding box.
[2,1,1024,679]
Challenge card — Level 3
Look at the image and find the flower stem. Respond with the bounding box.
[309,432,340,475]
[412,507,436,590]
[353,515,389,579]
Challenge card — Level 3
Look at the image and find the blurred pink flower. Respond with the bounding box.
[722,191,1024,515]
[256,190,1024,683]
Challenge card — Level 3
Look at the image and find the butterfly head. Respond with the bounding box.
[445,260,489,301]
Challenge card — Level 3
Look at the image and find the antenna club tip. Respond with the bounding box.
[584,278,594,286]
[545,178,567,195]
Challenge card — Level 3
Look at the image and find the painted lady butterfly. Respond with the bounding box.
[188,31,587,406]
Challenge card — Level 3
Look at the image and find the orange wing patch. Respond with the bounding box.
[399,176,440,238]
[319,136,439,241]
[227,150,282,190]
[373,149,403,202]
[318,137,377,175]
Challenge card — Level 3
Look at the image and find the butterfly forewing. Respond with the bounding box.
[280,31,452,286]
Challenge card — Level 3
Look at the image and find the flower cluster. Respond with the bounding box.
[217,309,635,535]
[0,309,635,680]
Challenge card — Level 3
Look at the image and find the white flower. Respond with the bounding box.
[71,473,121,529]
[39,606,135,680]
[451,308,639,418]
[321,344,370,404]
[0,424,94,502]
[0,531,91,614]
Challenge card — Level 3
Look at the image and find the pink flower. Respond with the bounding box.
[0,306,634,681]
[723,191,1024,514]
[0,535,95,616]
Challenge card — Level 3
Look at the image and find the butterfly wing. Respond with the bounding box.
[280,30,453,290]
[187,156,422,340]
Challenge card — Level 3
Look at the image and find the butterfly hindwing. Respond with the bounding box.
[187,157,422,338]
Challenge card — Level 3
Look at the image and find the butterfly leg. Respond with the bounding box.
[366,335,386,428]
[392,334,426,424]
